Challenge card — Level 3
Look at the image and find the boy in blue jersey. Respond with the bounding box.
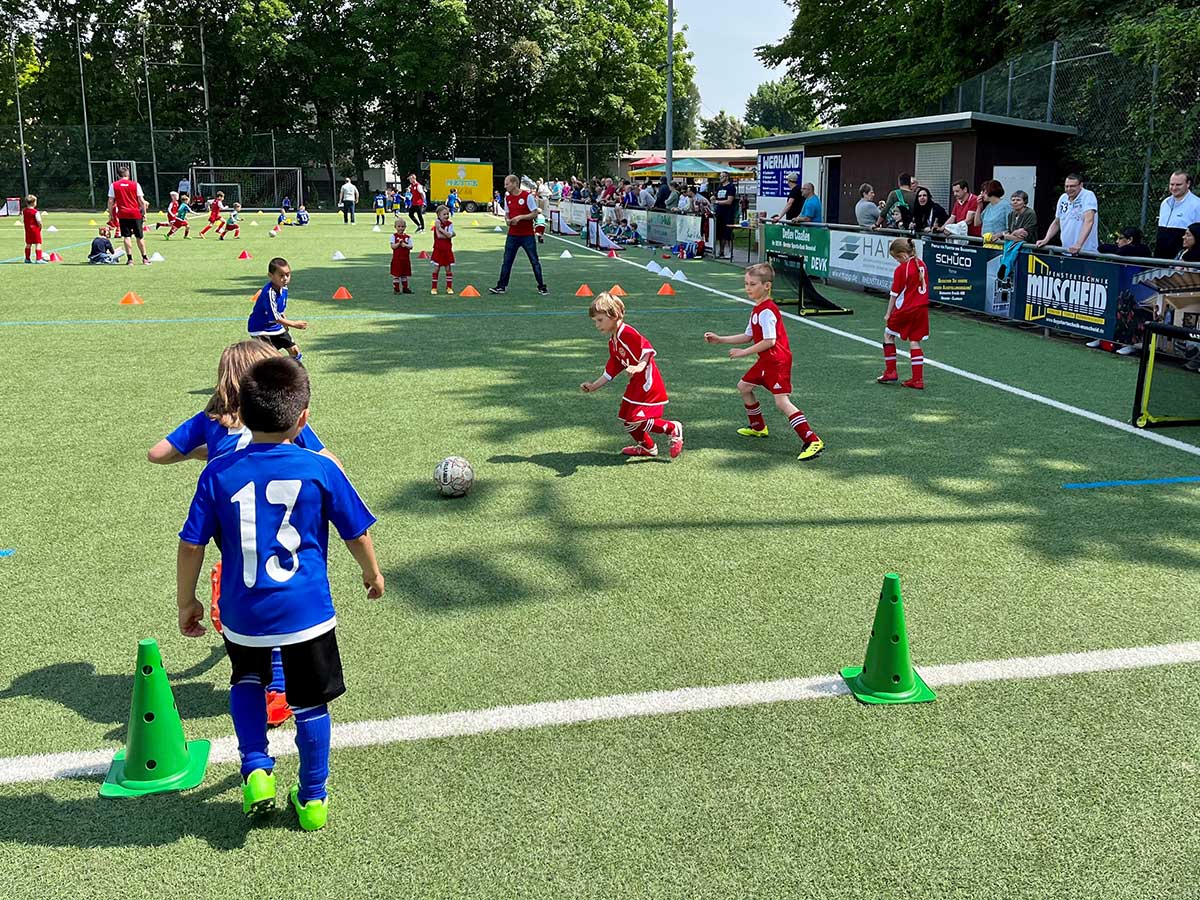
[374,191,387,225]
[285,206,310,226]
[447,189,460,215]
[248,257,307,362]
[390,187,403,216]
[177,356,384,830]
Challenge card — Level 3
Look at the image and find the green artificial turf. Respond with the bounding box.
[0,212,1197,897]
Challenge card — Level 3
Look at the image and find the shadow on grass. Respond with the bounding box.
[0,773,294,850]
[0,647,228,741]
[489,450,632,478]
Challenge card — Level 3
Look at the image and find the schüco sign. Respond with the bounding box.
[934,250,973,268]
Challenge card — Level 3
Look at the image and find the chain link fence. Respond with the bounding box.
[928,29,1193,244]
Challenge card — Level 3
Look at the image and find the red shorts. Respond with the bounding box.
[390,256,412,277]
[886,303,930,342]
[431,246,455,266]
[740,361,792,395]
[618,400,666,421]
[25,228,42,244]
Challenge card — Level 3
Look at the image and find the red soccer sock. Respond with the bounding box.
[445,267,453,291]
[401,277,409,288]
[200,225,211,236]
[36,249,44,261]
[789,411,818,443]
[432,269,439,290]
[883,343,898,376]
[24,247,30,262]
[744,403,766,431]
[910,348,924,383]
[648,418,676,435]
[625,421,654,448]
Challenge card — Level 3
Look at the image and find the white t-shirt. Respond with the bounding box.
[340,182,358,202]
[1157,191,1200,229]
[1055,188,1099,252]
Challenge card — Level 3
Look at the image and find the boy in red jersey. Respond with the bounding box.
[22,194,44,263]
[876,237,930,389]
[155,191,181,231]
[704,263,824,461]
[430,205,455,295]
[198,191,226,238]
[581,293,683,458]
[390,218,413,293]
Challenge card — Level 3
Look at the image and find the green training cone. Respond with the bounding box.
[840,574,936,705]
[100,639,210,797]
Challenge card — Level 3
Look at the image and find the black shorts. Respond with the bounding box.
[715,217,734,240]
[257,331,297,351]
[119,217,144,240]
[224,628,345,708]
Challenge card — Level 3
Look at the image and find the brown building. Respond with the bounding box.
[746,112,1076,229]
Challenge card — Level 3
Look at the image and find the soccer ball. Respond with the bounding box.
[434,456,474,497]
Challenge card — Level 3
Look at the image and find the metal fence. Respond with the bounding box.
[928,29,1191,243]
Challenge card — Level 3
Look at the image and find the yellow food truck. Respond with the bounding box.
[428,161,494,212]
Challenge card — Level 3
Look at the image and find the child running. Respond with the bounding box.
[176,355,383,830]
[198,191,226,238]
[581,292,683,458]
[149,340,339,725]
[704,262,824,461]
[248,257,307,362]
[390,219,414,294]
[23,194,44,264]
[877,237,930,389]
[219,203,242,239]
[166,194,192,239]
[154,191,181,232]
[430,205,455,295]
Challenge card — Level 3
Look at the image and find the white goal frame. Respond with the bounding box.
[188,166,303,212]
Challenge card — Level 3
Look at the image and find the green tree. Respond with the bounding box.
[744,78,817,135]
[642,81,700,151]
[699,110,744,149]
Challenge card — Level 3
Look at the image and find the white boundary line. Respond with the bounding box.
[547,235,1200,459]
[2,641,1199,786]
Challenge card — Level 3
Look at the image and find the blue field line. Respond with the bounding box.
[0,240,94,264]
[1062,475,1200,490]
[0,305,741,328]
[0,549,13,558]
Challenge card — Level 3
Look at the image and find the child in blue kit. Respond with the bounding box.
[248,257,307,362]
[176,356,384,831]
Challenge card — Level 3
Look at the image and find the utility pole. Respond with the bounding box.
[76,21,96,208]
[198,23,214,175]
[665,0,674,183]
[142,29,160,208]
[11,33,29,197]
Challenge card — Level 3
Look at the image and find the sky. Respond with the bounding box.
[673,0,795,123]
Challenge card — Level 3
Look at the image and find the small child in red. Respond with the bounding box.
[704,262,824,461]
[430,205,455,295]
[23,194,44,263]
[390,219,413,294]
[877,237,930,389]
[581,292,683,458]
[198,191,226,238]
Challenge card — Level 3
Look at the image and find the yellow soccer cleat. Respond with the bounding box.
[797,438,825,461]
[430,288,438,295]
[736,427,769,438]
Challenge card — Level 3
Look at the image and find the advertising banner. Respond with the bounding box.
[828,229,922,290]
[763,224,830,276]
[756,150,803,219]
[921,241,1014,316]
[676,215,704,243]
[647,211,675,246]
[626,208,647,237]
[1017,252,1119,339]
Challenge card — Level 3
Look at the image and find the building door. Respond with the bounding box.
[915,141,953,207]
[992,165,1037,208]
[823,156,841,223]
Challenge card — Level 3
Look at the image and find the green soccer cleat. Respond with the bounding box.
[797,437,825,461]
[290,784,329,832]
[242,768,277,817]
[736,426,769,438]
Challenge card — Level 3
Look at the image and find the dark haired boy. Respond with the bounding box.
[248,257,307,362]
[176,356,384,831]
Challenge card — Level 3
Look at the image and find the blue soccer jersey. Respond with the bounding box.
[374,193,386,210]
[177,202,192,218]
[166,410,325,460]
[248,282,287,335]
[179,443,376,645]
[296,209,310,225]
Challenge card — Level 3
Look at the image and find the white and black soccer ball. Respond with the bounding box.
[434,456,475,497]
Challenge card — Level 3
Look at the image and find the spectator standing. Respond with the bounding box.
[667,181,681,210]
[881,173,916,229]
[339,177,359,224]
[998,190,1037,242]
[178,176,191,197]
[855,184,879,227]
[771,172,805,223]
[910,187,948,232]
[714,172,738,259]
[1036,174,1099,255]
[677,188,693,214]
[490,174,548,296]
[108,164,151,265]
[407,174,426,232]
[1154,170,1200,258]
[639,181,656,209]
[971,180,1008,238]
[655,176,671,210]
[692,189,712,216]
[944,180,980,237]
[795,183,823,223]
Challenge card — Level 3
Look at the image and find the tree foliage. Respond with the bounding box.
[744,78,817,135]
[699,110,744,149]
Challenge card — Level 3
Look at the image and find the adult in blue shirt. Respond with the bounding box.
[795,182,823,223]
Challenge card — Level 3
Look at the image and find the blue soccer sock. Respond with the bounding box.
[230,675,273,778]
[268,647,286,693]
[293,704,331,803]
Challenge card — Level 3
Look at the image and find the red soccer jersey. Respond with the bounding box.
[208,201,223,222]
[745,299,791,368]
[951,195,981,237]
[431,221,455,266]
[22,207,40,235]
[167,199,181,221]
[890,257,930,309]
[605,323,668,407]
[506,190,539,237]
[110,178,143,219]
[390,234,413,277]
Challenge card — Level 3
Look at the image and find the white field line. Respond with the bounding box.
[547,234,1200,459]
[3,641,1200,786]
